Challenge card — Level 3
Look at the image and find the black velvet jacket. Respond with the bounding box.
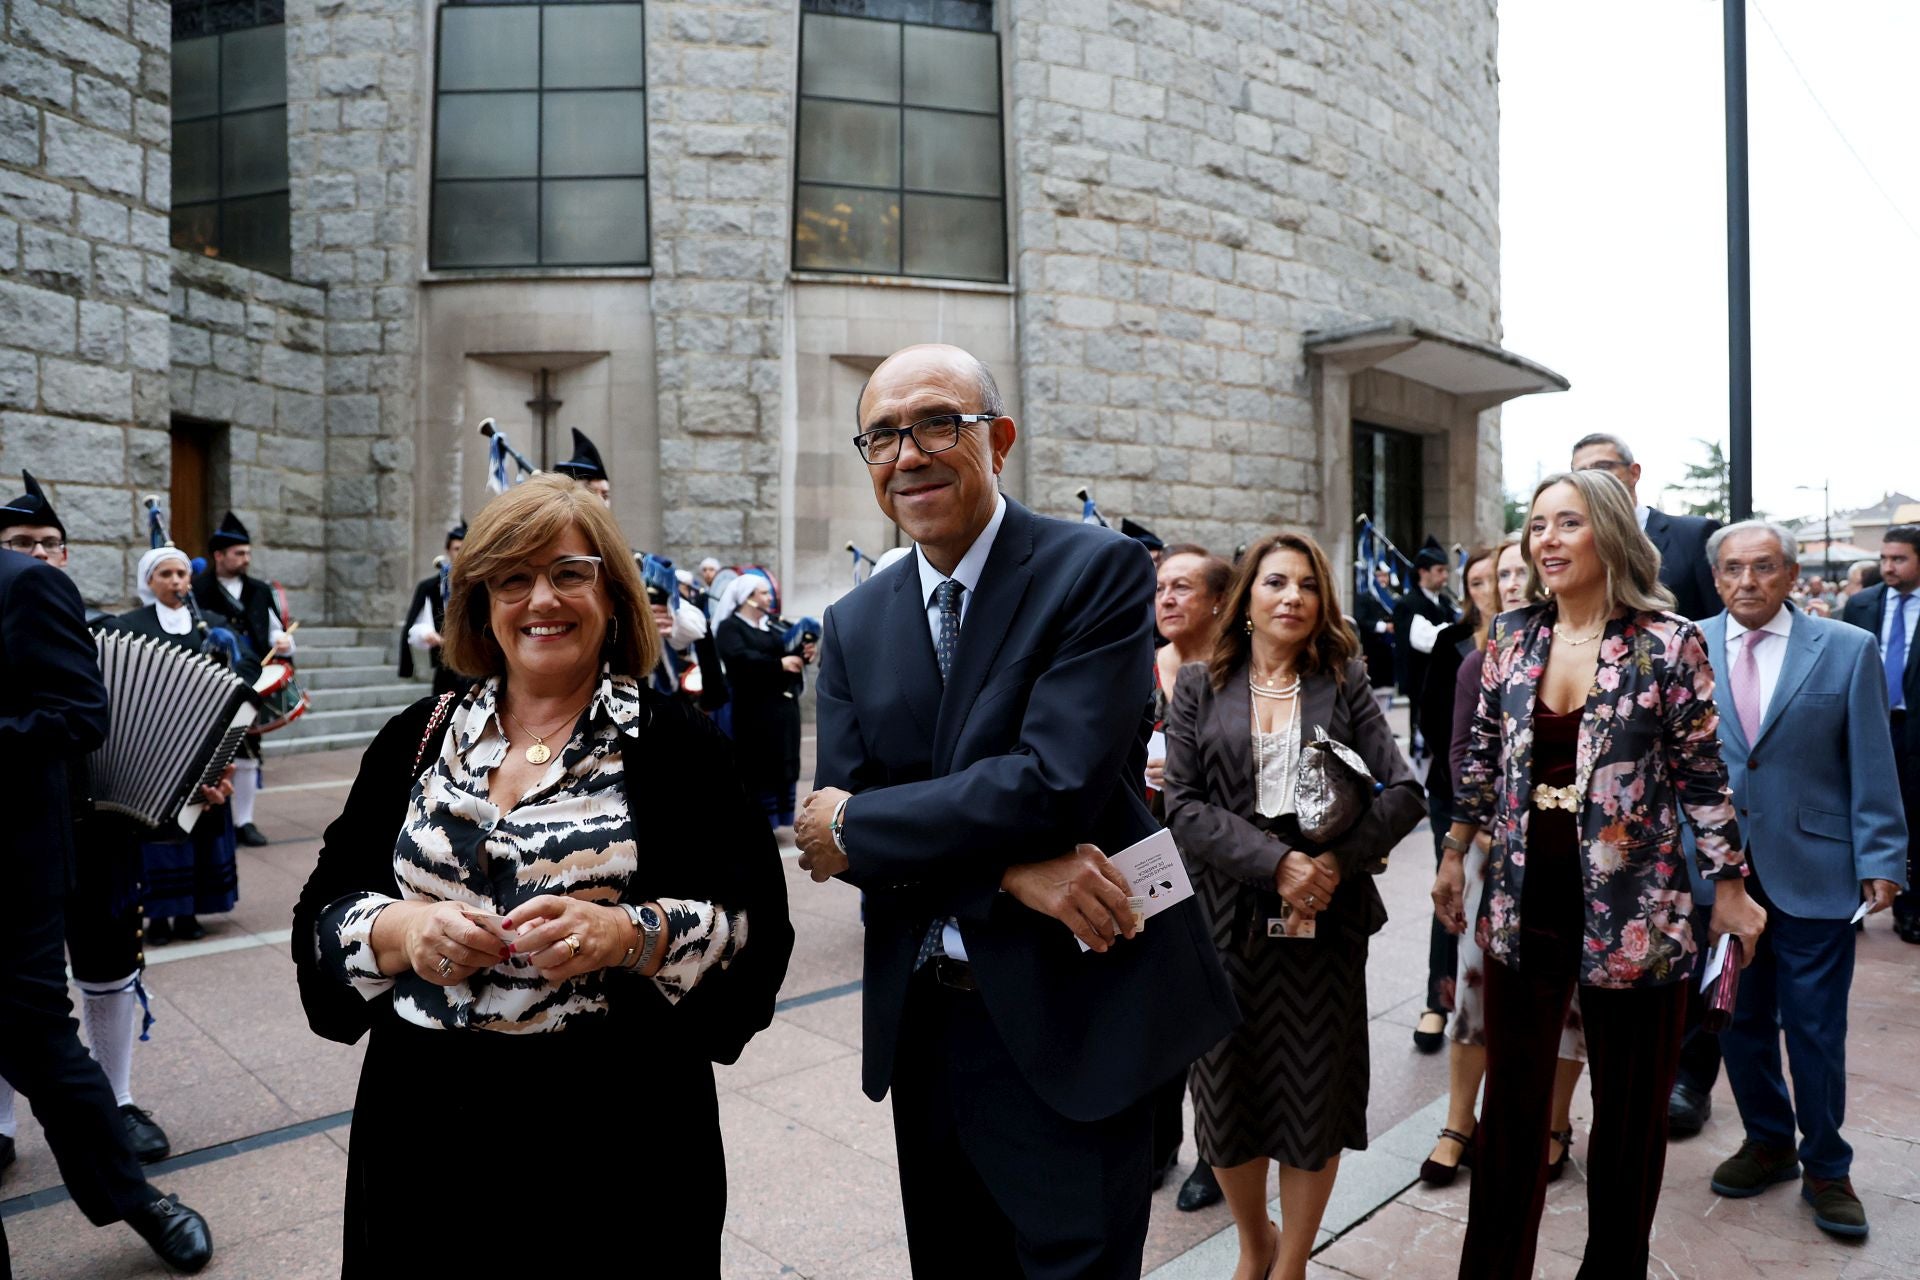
[291,687,794,1065]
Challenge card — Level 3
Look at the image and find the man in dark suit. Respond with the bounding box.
[1354,565,1398,695]
[793,344,1238,1278]
[0,546,213,1273]
[1841,524,1920,941]
[1571,433,1721,620]
[192,512,291,847]
[1391,537,1457,743]
[1699,521,1906,1238]
[398,521,468,696]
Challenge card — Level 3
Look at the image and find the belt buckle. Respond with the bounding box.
[932,956,977,992]
[1531,783,1579,813]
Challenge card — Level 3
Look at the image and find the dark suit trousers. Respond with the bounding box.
[0,878,154,1259]
[1721,874,1856,1178]
[1461,959,1687,1279]
[1893,710,1919,921]
[891,971,1153,1280]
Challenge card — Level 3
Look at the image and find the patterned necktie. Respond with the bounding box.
[1888,592,1910,711]
[1732,629,1767,744]
[916,579,969,972]
[934,579,964,682]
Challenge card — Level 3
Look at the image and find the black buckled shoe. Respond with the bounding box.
[1412,1010,1448,1054]
[1667,1081,1711,1138]
[120,1104,172,1164]
[125,1192,212,1273]
[235,823,270,847]
[1176,1161,1223,1211]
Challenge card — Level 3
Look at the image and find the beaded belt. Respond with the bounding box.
[1531,783,1580,812]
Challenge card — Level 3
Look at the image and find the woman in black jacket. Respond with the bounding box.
[291,477,792,1277]
[713,575,812,827]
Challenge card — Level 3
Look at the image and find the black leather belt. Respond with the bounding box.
[931,956,977,992]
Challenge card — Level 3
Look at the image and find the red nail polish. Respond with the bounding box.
[502,919,514,928]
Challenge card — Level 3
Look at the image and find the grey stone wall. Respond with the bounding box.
[286,0,425,626]
[0,0,173,605]
[1007,0,1503,553]
[646,0,794,567]
[168,251,329,621]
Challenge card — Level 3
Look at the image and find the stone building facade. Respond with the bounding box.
[3,0,1564,629]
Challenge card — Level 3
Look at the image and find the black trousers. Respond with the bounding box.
[1460,960,1687,1279]
[0,879,154,1273]
[1892,711,1919,922]
[891,971,1153,1280]
[1673,904,1724,1096]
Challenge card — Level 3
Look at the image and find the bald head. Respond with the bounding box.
[857,344,1004,430]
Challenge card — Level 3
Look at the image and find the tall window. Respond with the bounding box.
[172,1,290,276]
[793,0,1004,283]
[1352,422,1424,565]
[430,2,649,269]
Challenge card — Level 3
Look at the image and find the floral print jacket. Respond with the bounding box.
[1453,604,1745,989]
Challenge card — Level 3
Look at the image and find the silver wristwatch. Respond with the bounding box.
[621,902,665,971]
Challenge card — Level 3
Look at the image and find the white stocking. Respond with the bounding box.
[77,972,142,1108]
[231,757,262,829]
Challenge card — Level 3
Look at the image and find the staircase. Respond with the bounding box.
[260,625,426,758]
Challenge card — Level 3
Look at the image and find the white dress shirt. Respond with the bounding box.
[1407,586,1445,654]
[221,573,295,654]
[1883,587,1918,711]
[1724,603,1794,721]
[906,493,1008,961]
[155,601,192,636]
[1636,504,1651,531]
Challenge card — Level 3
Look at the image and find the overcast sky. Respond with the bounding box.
[1497,0,1920,526]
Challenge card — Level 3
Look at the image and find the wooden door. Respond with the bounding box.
[169,419,213,556]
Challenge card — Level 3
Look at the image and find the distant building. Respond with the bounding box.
[3,0,1566,624]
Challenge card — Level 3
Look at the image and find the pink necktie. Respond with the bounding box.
[1732,630,1767,743]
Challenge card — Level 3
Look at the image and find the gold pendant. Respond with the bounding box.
[525,742,551,765]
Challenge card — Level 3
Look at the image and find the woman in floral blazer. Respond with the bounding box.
[1432,468,1767,1280]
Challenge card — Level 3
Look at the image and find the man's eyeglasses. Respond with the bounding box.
[1578,459,1628,474]
[487,555,603,604]
[3,535,65,554]
[1716,561,1783,580]
[853,413,996,466]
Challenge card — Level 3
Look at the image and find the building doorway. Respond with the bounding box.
[1352,420,1423,572]
[169,418,222,555]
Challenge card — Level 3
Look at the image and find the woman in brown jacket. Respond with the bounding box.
[1164,531,1425,1280]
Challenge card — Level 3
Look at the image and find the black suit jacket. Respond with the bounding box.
[1843,582,1920,752]
[396,574,446,679]
[1643,507,1720,621]
[0,553,110,896]
[813,498,1238,1123]
[1391,586,1457,698]
[193,570,277,678]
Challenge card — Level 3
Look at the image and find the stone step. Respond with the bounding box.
[274,704,405,741]
[307,682,424,711]
[291,644,388,668]
[299,664,410,691]
[293,625,359,648]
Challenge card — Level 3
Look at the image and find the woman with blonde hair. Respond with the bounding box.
[1434,469,1764,1277]
[293,474,792,1276]
[1164,531,1424,1280]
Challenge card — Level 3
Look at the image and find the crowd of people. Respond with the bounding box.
[3,345,1916,1279]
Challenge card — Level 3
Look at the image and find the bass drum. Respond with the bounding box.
[250,661,311,735]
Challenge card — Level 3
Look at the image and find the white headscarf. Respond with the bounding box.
[137,546,192,606]
[713,573,764,630]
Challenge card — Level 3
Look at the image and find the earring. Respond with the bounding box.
[1243,617,1254,635]
[1211,606,1219,616]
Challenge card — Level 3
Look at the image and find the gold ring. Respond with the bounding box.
[564,933,582,959]
[435,955,452,977]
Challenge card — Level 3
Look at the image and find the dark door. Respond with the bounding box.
[169,419,215,555]
[1352,421,1424,572]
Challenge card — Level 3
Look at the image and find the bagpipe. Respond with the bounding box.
[847,542,880,587]
[1353,514,1414,610]
[480,417,537,493]
[1076,486,1110,528]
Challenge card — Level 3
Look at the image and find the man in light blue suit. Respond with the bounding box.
[1698,521,1907,1240]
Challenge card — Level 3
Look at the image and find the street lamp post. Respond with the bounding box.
[1725,0,1753,522]
[1796,480,1831,581]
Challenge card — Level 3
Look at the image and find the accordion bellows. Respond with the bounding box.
[90,633,257,834]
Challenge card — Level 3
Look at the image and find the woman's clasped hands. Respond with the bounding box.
[1276,849,1340,920]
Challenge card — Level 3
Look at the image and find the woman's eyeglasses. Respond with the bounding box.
[487,555,603,604]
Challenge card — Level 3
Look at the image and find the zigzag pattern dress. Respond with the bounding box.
[1188,711,1371,1173]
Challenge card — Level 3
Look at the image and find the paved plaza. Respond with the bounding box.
[3,730,1918,1278]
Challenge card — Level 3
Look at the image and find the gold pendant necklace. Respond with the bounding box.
[504,700,589,766]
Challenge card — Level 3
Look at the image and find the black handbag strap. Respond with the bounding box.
[411,692,458,778]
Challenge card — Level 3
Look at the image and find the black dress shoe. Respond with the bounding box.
[1176,1161,1223,1211]
[0,1133,15,1178]
[145,917,173,946]
[120,1104,172,1163]
[1668,1082,1712,1137]
[172,916,208,942]
[1413,1011,1447,1054]
[125,1192,213,1273]
[235,823,269,846]
[1895,917,1920,944]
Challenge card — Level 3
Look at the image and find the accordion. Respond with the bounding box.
[89,633,258,834]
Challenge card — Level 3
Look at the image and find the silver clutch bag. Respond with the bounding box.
[1294,726,1376,844]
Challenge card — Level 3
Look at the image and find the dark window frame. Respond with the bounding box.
[429,0,652,271]
[170,14,291,276]
[792,8,1007,284]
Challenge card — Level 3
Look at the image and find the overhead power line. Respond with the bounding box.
[1749,0,1920,242]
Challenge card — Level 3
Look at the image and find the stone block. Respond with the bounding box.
[0,167,74,226]
[262,345,325,394]
[1,43,74,109]
[12,0,141,82]
[0,350,36,410]
[74,73,132,131]
[0,412,126,482]
[0,280,76,354]
[19,226,91,293]
[38,358,133,421]
[326,395,379,436]
[42,115,143,199]
[77,301,126,363]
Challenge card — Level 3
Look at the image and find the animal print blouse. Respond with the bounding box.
[317,672,747,1033]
